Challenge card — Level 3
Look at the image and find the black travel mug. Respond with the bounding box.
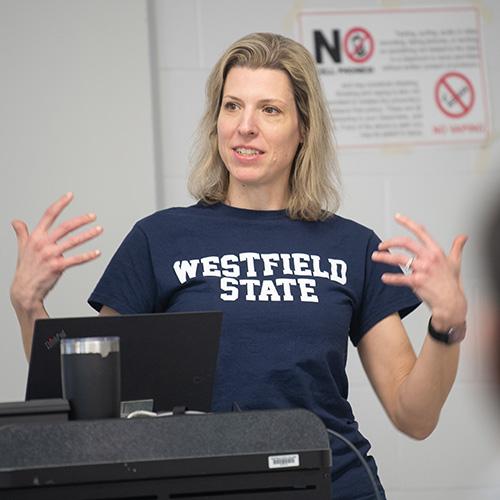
[61,337,121,420]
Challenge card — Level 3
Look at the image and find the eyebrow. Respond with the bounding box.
[222,95,289,107]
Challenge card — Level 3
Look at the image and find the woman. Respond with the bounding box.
[10,33,467,499]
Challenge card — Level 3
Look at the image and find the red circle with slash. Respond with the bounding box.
[343,27,374,63]
[435,72,475,118]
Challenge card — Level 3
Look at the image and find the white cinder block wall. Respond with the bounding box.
[153,0,500,498]
[0,0,156,399]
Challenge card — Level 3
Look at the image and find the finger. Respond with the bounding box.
[35,192,73,233]
[49,213,97,243]
[372,250,416,269]
[380,272,414,287]
[449,234,468,265]
[11,219,30,254]
[395,213,438,249]
[58,225,103,253]
[378,236,423,256]
[62,249,101,269]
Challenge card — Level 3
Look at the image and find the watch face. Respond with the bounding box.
[449,324,467,344]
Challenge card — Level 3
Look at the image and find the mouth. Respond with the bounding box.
[232,146,265,159]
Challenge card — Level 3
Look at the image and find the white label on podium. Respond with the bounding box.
[268,453,300,469]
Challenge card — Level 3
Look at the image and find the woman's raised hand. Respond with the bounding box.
[10,192,103,313]
[371,213,467,330]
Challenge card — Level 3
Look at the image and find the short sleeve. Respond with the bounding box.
[88,224,157,314]
[349,231,421,346]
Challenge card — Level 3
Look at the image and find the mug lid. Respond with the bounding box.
[61,337,120,357]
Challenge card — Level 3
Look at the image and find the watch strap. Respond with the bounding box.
[428,317,466,345]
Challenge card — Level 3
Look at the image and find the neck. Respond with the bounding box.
[225,181,289,211]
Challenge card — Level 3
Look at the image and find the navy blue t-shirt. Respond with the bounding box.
[89,202,420,500]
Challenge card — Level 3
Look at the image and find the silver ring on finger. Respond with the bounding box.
[403,256,415,274]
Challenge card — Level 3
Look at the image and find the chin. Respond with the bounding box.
[227,166,263,185]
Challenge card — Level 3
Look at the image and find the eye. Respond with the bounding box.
[223,101,239,111]
[263,106,281,115]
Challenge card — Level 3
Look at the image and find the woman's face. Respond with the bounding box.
[217,66,302,194]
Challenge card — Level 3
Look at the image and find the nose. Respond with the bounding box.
[237,109,258,136]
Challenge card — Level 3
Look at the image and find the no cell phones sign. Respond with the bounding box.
[343,27,374,63]
[298,7,489,146]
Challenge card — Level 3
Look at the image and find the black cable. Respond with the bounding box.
[326,428,383,500]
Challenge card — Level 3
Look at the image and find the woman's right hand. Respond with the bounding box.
[10,192,103,314]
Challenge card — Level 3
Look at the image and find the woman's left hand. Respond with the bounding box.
[371,213,468,329]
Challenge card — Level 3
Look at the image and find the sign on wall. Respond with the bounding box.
[297,7,490,148]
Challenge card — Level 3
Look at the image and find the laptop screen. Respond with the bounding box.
[26,312,222,413]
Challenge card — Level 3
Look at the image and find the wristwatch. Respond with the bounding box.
[428,317,466,345]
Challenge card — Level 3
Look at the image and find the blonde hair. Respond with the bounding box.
[188,32,341,221]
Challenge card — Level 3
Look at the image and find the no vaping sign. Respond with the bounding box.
[435,72,475,119]
[298,7,489,147]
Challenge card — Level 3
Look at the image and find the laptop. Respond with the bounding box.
[26,311,223,413]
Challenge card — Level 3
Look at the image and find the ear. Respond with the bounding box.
[299,126,305,144]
